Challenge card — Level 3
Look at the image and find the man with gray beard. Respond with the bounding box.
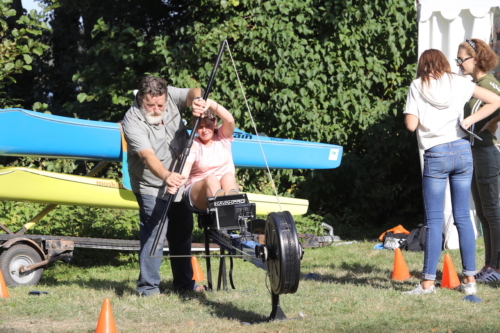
[122,76,206,295]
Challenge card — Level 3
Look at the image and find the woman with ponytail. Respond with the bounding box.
[402,49,500,296]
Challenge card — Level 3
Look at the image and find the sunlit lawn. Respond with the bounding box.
[0,239,499,333]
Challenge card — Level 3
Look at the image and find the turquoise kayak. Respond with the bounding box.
[0,108,342,169]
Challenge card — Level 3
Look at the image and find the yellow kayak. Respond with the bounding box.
[244,193,308,216]
[0,167,308,215]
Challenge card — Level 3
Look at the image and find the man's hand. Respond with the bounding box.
[165,172,187,194]
[192,97,206,118]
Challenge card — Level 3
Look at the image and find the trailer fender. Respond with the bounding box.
[1,238,46,260]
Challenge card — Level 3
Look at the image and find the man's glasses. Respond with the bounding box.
[455,56,473,65]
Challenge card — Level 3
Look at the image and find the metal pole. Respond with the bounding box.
[149,40,228,256]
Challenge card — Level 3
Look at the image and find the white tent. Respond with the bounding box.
[416,0,500,249]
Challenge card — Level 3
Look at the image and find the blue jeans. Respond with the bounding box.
[422,139,476,280]
[471,145,500,268]
[135,194,194,295]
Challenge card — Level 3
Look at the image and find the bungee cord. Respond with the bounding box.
[225,42,283,212]
[153,39,284,259]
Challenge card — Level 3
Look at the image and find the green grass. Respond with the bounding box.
[1,239,500,333]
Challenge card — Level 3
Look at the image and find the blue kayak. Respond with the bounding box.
[0,108,342,169]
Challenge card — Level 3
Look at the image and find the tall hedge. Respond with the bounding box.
[0,0,49,108]
[147,0,423,237]
[2,0,423,239]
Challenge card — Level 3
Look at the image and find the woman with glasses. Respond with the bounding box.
[457,38,500,283]
[402,49,500,295]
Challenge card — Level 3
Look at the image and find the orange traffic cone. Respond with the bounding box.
[0,271,9,298]
[391,248,411,281]
[191,256,205,282]
[441,253,461,289]
[95,298,117,333]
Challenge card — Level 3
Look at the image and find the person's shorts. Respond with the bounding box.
[183,184,209,214]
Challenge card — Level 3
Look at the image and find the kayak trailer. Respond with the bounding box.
[0,161,221,287]
[0,221,337,287]
[0,224,220,287]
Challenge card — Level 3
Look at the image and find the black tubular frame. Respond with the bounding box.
[149,40,228,256]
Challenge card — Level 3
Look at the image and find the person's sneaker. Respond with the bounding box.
[474,267,488,280]
[214,189,226,197]
[455,282,477,295]
[227,189,240,195]
[477,268,495,282]
[478,268,500,283]
[193,284,208,292]
[402,284,436,295]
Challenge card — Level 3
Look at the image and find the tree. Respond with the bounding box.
[149,0,423,236]
[0,0,49,108]
[2,0,423,238]
[38,0,195,120]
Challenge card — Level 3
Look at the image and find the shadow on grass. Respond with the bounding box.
[200,297,269,323]
[299,261,422,290]
[166,283,272,323]
[52,278,263,307]
[155,284,270,323]
[40,275,212,297]
[299,263,500,292]
[40,275,137,296]
[39,274,278,322]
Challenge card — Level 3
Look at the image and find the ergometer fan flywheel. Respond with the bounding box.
[265,211,302,295]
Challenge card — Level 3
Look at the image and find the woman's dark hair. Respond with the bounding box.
[417,49,452,86]
[191,108,218,129]
[458,38,499,72]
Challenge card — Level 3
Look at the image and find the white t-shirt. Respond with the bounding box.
[403,74,476,150]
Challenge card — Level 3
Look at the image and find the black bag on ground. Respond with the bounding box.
[402,224,426,252]
[383,232,408,250]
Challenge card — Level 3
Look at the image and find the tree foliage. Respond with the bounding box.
[147,0,423,236]
[0,0,423,239]
[37,0,194,120]
[0,0,49,108]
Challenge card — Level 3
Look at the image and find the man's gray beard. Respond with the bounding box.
[140,104,164,125]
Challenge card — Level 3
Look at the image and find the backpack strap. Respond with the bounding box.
[402,228,418,250]
[417,225,427,248]
[403,224,425,251]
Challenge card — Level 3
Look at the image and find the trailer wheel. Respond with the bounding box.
[0,244,44,287]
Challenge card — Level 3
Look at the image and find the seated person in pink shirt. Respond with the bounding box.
[167,98,238,212]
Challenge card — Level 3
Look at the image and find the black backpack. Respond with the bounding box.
[402,224,426,252]
[382,231,408,250]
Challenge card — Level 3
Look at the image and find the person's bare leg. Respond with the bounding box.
[420,279,435,290]
[190,175,222,210]
[220,172,238,193]
[463,275,476,284]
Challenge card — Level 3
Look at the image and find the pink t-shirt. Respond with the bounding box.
[185,127,235,188]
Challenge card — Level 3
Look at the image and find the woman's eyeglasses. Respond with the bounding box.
[455,56,473,65]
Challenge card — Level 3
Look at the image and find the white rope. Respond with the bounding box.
[225,42,282,212]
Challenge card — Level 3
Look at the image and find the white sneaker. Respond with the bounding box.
[478,268,500,283]
[402,284,436,295]
[455,282,477,295]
